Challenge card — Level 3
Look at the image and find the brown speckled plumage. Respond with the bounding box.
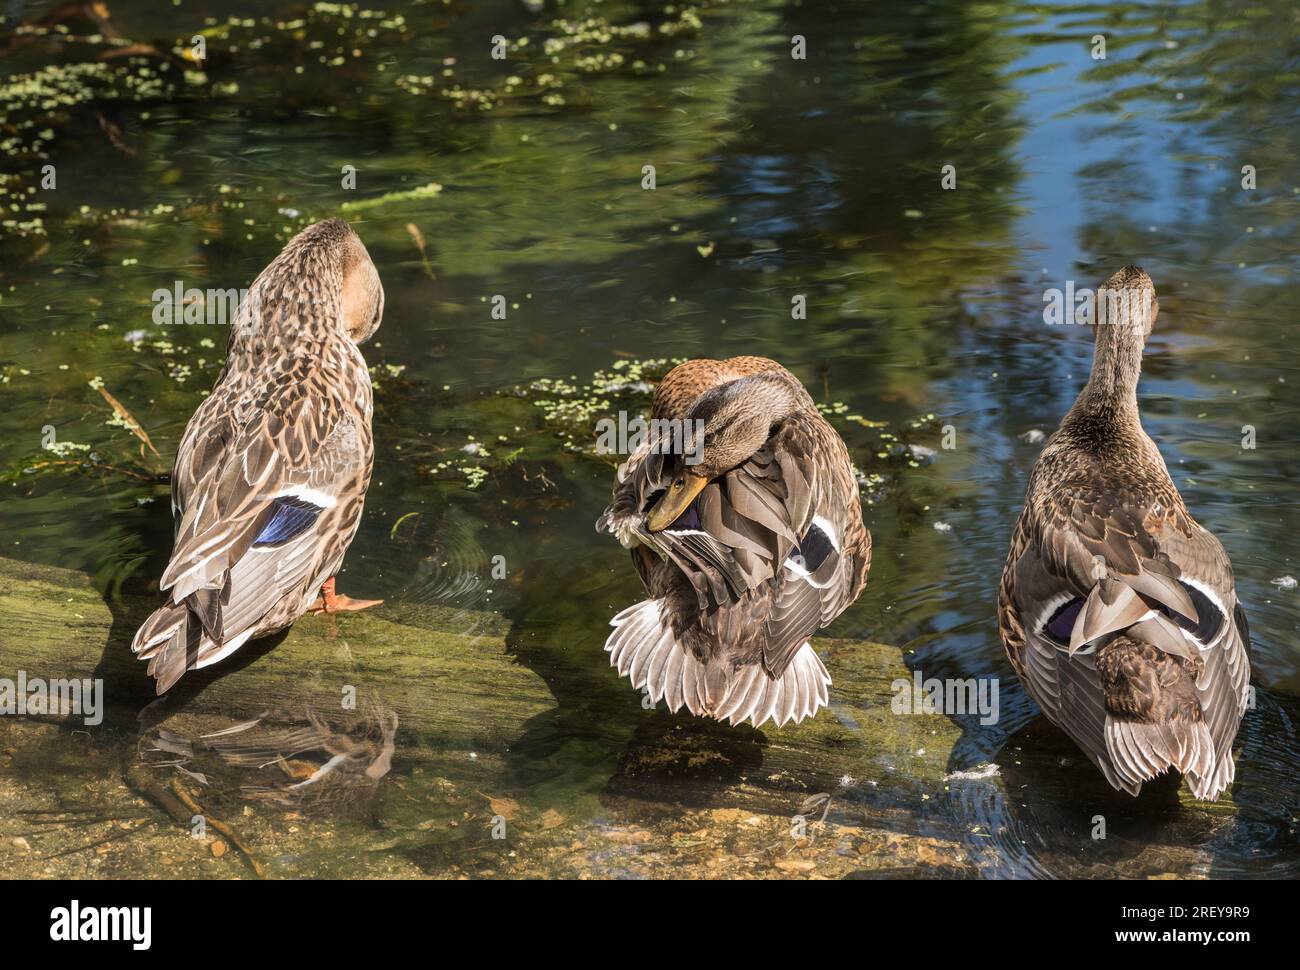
[998,267,1250,799]
[597,357,871,727]
[131,219,384,693]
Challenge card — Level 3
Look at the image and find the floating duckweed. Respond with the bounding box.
[42,439,91,457]
[395,6,706,110]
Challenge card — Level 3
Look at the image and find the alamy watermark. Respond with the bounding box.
[152,282,253,326]
[0,671,103,726]
[49,901,150,950]
[595,412,705,464]
[150,283,345,330]
[891,670,999,726]
[1042,282,1157,328]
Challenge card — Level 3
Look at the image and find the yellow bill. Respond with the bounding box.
[647,473,709,532]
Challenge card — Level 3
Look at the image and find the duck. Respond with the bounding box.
[998,266,1251,800]
[131,218,385,694]
[596,356,871,727]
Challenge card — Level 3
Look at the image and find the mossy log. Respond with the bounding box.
[0,555,1240,879]
[0,556,546,746]
[0,556,958,796]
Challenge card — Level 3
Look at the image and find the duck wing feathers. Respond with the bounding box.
[146,343,372,654]
[1000,454,1249,799]
[1144,517,1251,797]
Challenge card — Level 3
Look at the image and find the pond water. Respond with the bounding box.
[1,0,1298,878]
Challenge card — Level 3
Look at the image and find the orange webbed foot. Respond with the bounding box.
[308,576,384,614]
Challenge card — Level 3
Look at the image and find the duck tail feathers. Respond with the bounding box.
[131,602,198,695]
[604,599,830,728]
[1104,716,1218,798]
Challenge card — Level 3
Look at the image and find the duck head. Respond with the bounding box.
[237,218,384,346]
[336,225,385,344]
[1094,265,1158,338]
[1090,265,1159,376]
[647,371,806,532]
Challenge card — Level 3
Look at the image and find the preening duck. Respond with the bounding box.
[998,266,1250,799]
[132,218,385,693]
[596,356,871,727]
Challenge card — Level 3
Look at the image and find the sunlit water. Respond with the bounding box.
[1,0,1297,878]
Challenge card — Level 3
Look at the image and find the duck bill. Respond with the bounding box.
[647,474,709,532]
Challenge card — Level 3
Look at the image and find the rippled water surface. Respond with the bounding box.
[1,0,1298,878]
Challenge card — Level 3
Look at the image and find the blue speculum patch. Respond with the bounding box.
[796,523,835,572]
[1044,598,1084,644]
[1161,582,1223,643]
[252,496,322,546]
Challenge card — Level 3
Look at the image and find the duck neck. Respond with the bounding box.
[1066,309,1148,430]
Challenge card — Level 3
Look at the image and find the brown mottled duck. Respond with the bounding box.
[132,219,385,693]
[597,356,872,727]
[999,266,1251,799]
